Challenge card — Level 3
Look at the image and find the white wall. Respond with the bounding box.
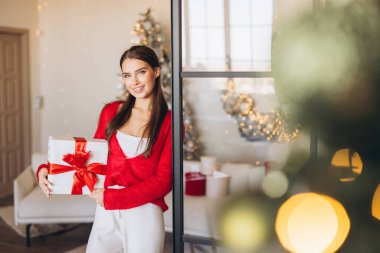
[38,0,170,152]
[0,0,313,164]
[0,0,40,153]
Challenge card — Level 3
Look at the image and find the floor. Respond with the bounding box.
[0,195,174,253]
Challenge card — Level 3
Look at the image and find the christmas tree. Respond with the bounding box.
[117,8,171,104]
[120,8,201,160]
[183,99,202,160]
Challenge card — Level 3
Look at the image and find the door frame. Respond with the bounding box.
[0,26,31,196]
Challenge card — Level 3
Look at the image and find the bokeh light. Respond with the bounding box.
[273,10,359,105]
[220,201,268,252]
[330,148,363,182]
[276,193,350,253]
[262,170,289,198]
[371,184,380,220]
[272,0,380,164]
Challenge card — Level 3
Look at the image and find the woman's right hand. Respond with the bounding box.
[38,168,52,198]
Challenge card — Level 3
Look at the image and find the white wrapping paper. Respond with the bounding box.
[206,171,230,198]
[200,156,217,175]
[47,136,108,194]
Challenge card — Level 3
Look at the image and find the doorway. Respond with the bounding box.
[0,27,31,197]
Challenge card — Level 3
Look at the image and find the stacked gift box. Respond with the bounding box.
[185,156,230,198]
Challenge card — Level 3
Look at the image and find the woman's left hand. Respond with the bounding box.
[88,188,105,207]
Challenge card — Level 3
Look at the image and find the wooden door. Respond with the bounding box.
[0,30,30,197]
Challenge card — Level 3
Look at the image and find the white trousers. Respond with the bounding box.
[86,203,165,253]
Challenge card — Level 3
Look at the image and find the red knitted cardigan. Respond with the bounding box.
[95,101,172,211]
[36,101,173,211]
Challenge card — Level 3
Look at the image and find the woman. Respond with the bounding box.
[37,45,172,253]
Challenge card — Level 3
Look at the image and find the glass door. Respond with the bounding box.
[171,0,316,252]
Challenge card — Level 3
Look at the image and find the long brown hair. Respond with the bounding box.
[106,45,168,158]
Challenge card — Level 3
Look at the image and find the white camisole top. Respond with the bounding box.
[116,130,149,158]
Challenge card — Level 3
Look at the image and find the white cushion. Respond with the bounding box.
[220,163,252,194]
[248,166,266,191]
[18,187,96,219]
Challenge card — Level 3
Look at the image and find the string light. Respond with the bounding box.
[221,78,300,142]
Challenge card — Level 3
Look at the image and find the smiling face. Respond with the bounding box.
[121,58,160,100]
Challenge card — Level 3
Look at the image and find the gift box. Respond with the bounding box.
[206,171,230,198]
[185,172,206,196]
[200,156,217,175]
[47,136,108,194]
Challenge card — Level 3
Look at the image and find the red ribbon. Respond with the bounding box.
[47,137,107,194]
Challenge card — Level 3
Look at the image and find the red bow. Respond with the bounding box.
[47,137,107,194]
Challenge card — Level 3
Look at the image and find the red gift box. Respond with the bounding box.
[185,172,206,196]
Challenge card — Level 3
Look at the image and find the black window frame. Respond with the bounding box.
[171,0,322,252]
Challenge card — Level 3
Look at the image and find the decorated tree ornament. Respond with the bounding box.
[183,100,202,160]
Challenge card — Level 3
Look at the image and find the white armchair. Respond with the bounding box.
[14,154,266,248]
[13,153,97,246]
